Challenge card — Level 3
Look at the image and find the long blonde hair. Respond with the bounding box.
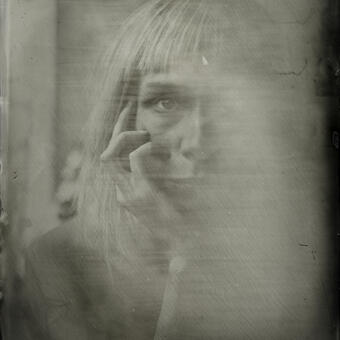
[76,0,276,260]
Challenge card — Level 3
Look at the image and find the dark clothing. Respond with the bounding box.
[13,219,336,339]
[19,220,166,340]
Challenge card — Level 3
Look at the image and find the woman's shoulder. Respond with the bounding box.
[27,217,101,266]
[23,218,124,336]
[25,216,116,301]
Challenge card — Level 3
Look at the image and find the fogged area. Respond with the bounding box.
[4,0,337,339]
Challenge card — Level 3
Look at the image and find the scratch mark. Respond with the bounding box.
[277,59,308,77]
[311,250,317,261]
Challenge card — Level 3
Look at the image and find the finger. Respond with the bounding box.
[102,102,134,163]
[112,101,135,137]
[100,131,150,162]
[129,142,157,176]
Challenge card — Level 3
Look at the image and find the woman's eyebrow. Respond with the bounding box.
[140,81,193,96]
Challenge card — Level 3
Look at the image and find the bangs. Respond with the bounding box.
[124,0,221,75]
[114,0,278,82]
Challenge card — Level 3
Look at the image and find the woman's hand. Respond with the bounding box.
[100,102,183,241]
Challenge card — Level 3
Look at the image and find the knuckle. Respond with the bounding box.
[130,142,150,160]
[115,132,128,146]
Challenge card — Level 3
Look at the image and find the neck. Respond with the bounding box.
[118,207,173,269]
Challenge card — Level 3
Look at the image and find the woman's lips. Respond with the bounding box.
[156,177,212,205]
[156,176,203,188]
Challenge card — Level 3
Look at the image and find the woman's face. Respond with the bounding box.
[135,55,283,184]
[133,53,331,337]
[135,56,271,217]
[136,58,221,179]
[134,48,316,217]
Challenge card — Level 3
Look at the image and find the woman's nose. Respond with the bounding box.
[180,108,210,162]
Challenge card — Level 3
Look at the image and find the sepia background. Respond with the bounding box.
[1,0,339,338]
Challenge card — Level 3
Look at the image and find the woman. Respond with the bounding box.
[19,0,335,339]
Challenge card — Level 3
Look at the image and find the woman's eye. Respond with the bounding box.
[154,98,178,112]
[141,94,193,113]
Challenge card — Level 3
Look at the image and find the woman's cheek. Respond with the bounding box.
[137,109,171,133]
[136,109,184,147]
